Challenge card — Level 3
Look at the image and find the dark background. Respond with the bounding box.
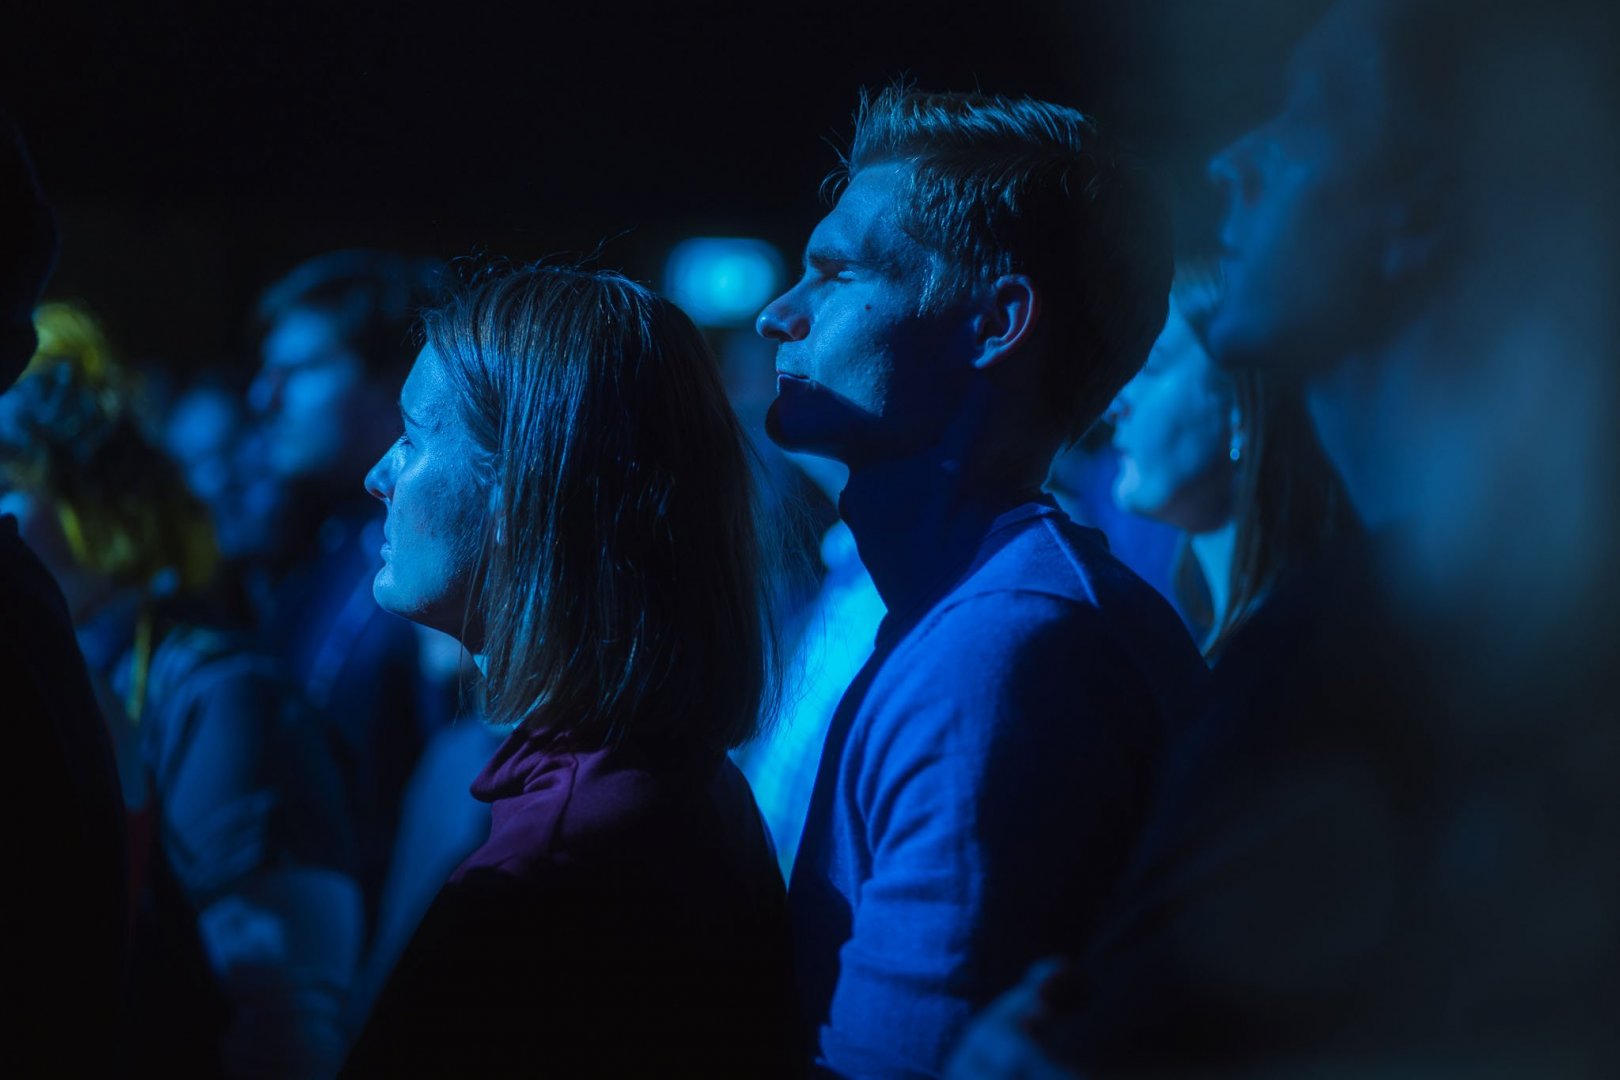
[3,0,1330,379]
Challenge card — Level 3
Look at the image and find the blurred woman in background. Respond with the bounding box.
[1105,263,1356,657]
[0,302,362,1078]
[344,263,792,1076]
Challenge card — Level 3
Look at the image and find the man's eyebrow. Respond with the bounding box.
[804,242,850,270]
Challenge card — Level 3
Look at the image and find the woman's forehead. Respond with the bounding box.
[401,345,456,428]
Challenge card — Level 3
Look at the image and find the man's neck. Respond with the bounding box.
[1305,318,1436,531]
[838,442,1046,620]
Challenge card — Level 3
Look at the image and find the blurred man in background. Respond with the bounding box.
[951,1,1620,1075]
[246,250,452,929]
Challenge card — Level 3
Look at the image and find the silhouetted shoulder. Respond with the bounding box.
[1,516,127,1073]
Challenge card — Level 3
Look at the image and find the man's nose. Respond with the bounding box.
[756,290,809,343]
[1104,394,1129,426]
[1208,130,1261,209]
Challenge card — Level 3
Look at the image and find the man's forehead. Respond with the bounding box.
[812,163,923,266]
[1290,0,1390,112]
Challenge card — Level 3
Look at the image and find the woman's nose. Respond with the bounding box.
[364,448,393,502]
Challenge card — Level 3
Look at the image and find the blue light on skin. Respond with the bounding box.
[166,385,243,507]
[251,308,396,488]
[1205,1,1398,380]
[363,344,492,655]
[665,238,785,328]
[755,160,1046,616]
[1205,0,1436,531]
[1108,302,1241,625]
[755,162,981,468]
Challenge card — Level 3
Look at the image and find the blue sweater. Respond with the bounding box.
[789,500,1207,1078]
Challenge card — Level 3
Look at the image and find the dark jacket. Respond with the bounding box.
[2,515,128,1074]
[345,726,796,1077]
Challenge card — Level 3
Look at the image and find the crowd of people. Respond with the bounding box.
[6,0,1617,1076]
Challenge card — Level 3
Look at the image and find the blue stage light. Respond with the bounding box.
[664,238,784,328]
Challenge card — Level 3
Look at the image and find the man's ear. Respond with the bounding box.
[970,274,1041,371]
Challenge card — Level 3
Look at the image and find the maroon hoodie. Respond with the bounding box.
[344,723,796,1077]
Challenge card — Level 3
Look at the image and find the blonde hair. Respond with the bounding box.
[1,302,217,593]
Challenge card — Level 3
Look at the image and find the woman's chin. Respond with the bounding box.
[371,572,422,625]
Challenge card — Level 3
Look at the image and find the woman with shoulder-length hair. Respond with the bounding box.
[948,264,1359,1078]
[343,262,794,1077]
[1105,261,1358,659]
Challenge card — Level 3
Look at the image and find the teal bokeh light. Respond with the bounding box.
[664,238,784,328]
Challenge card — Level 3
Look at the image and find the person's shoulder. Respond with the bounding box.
[851,509,1204,751]
[946,503,1181,621]
[942,503,1106,604]
[850,589,1125,771]
[149,621,290,720]
[471,745,704,874]
[0,514,74,626]
[897,507,1166,673]
[1210,539,1418,731]
[0,516,105,719]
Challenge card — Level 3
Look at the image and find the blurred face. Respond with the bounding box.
[1109,305,1238,533]
[1205,0,1398,373]
[166,387,243,507]
[363,345,490,644]
[252,307,382,481]
[165,387,288,560]
[756,162,973,465]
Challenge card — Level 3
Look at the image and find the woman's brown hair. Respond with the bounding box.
[424,263,779,757]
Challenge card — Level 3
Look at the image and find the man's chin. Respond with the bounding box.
[1207,308,1284,374]
[764,396,855,462]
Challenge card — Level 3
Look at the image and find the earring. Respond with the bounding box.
[1229,428,1245,463]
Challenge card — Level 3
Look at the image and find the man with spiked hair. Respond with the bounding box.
[756,86,1206,1076]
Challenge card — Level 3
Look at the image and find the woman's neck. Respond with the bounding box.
[1189,518,1238,635]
